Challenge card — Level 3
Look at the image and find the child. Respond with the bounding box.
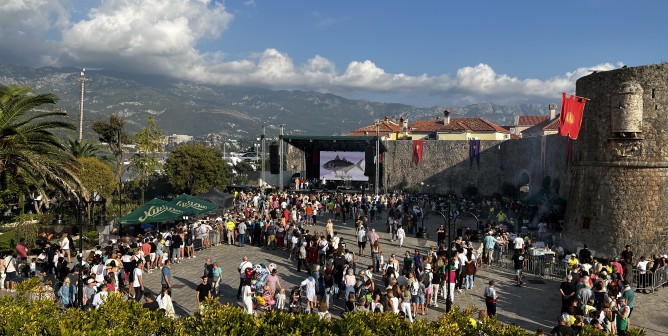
[275,288,286,311]
[30,258,37,278]
[379,252,385,270]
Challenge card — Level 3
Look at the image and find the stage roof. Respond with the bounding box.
[283,135,387,152]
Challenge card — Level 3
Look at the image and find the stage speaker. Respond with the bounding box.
[269,143,279,174]
[364,148,374,176]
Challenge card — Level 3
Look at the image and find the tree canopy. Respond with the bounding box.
[164,143,230,195]
[0,85,82,202]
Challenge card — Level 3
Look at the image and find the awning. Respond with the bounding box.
[118,198,186,224]
[166,194,219,216]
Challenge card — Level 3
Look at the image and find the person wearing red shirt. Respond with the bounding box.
[16,239,28,265]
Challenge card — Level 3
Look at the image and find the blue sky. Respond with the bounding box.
[0,0,665,107]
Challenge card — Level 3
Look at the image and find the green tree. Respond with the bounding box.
[232,161,253,184]
[92,114,133,184]
[0,85,82,204]
[164,143,230,195]
[64,137,107,158]
[132,116,164,204]
[71,157,115,222]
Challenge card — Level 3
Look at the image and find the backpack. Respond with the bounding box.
[67,236,77,253]
[423,271,433,287]
[410,281,420,295]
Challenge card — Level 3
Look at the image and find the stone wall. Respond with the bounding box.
[382,136,570,198]
[283,135,570,199]
[563,64,668,258]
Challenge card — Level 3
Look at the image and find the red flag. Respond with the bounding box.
[558,93,587,139]
[413,140,423,165]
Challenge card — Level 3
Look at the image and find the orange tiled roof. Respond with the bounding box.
[408,119,448,132]
[347,120,402,136]
[409,117,510,133]
[518,115,549,126]
[522,115,560,134]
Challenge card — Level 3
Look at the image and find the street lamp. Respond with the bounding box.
[52,196,106,308]
[421,208,455,312]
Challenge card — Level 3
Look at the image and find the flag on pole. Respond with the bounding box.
[469,139,480,168]
[413,140,423,165]
[558,93,587,139]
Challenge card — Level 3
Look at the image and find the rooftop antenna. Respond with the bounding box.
[76,68,91,141]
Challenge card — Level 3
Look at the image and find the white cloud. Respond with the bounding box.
[0,0,623,106]
[61,0,232,60]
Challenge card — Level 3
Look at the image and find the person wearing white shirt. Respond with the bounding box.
[157,286,176,318]
[513,236,524,252]
[636,256,650,293]
[237,257,253,300]
[396,226,406,248]
[300,271,317,313]
[92,284,109,309]
[133,261,144,302]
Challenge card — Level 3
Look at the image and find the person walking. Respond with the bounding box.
[484,280,498,317]
[133,260,145,302]
[238,220,247,247]
[397,226,406,248]
[196,276,212,311]
[237,256,252,300]
[297,242,308,272]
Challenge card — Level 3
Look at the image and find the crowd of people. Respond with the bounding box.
[1,187,665,335]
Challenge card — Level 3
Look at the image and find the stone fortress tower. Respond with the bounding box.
[563,64,668,258]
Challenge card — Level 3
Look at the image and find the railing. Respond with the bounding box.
[488,247,569,282]
[632,265,668,293]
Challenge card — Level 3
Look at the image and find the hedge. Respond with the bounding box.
[0,280,646,336]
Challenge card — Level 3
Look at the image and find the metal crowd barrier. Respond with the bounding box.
[489,248,568,282]
[632,266,668,293]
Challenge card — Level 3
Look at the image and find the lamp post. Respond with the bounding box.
[421,208,454,312]
[52,197,106,308]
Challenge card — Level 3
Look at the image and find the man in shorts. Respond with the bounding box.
[357,225,367,257]
[512,250,526,287]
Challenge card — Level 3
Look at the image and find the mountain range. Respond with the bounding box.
[0,63,550,139]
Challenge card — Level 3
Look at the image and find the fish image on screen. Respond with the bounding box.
[319,151,368,181]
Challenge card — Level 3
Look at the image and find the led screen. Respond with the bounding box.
[319,151,368,181]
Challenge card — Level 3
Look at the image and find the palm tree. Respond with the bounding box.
[64,137,108,158]
[0,85,83,203]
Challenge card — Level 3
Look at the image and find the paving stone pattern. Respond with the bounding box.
[136,214,667,335]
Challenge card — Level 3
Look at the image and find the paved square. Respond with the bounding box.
[137,214,667,335]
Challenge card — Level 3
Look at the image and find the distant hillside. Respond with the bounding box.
[0,63,549,139]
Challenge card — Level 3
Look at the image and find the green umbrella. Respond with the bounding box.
[118,198,187,224]
[166,194,219,216]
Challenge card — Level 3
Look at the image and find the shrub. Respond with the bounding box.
[0,296,647,336]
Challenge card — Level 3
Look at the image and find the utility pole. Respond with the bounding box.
[261,124,266,191]
[75,69,91,141]
[375,122,380,196]
[279,125,284,191]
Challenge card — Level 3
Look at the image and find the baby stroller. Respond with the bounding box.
[253,289,276,313]
[288,286,303,314]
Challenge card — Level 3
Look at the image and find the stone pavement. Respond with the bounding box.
[135,214,667,335]
[5,213,664,335]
